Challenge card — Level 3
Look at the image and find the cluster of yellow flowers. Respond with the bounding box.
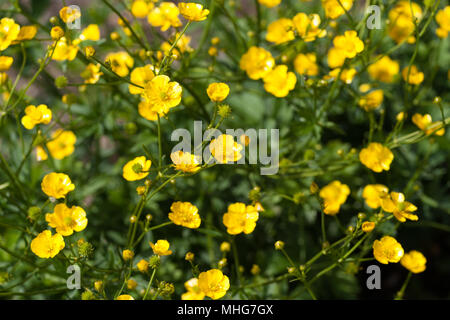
[31,173,87,258]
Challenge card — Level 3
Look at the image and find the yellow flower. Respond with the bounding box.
[368,56,399,83]
[220,241,230,252]
[79,24,100,41]
[208,46,218,56]
[263,65,297,98]
[169,201,201,229]
[294,53,318,76]
[327,68,357,84]
[319,180,350,215]
[402,65,424,85]
[381,192,418,223]
[15,25,37,42]
[258,0,281,8]
[0,56,13,71]
[170,150,201,173]
[50,26,64,39]
[81,63,103,84]
[122,156,151,181]
[388,1,422,44]
[362,221,375,233]
[52,37,79,61]
[251,264,261,275]
[373,236,404,264]
[127,279,138,290]
[46,129,77,160]
[206,82,230,102]
[105,51,134,77]
[274,240,285,250]
[132,0,152,18]
[129,65,155,95]
[209,134,243,164]
[147,2,182,32]
[122,249,134,261]
[292,13,326,42]
[182,278,205,300]
[31,230,65,259]
[178,2,210,21]
[137,259,149,273]
[138,100,159,121]
[185,252,194,261]
[35,146,48,161]
[150,239,173,256]
[240,46,275,80]
[359,142,394,173]
[333,30,364,59]
[142,75,182,115]
[59,6,81,24]
[21,104,52,130]
[322,0,353,20]
[198,269,230,300]
[116,294,134,300]
[362,184,388,209]
[327,47,346,68]
[436,6,450,38]
[358,90,384,112]
[41,172,75,199]
[411,113,445,136]
[400,250,426,273]
[222,202,259,235]
[45,203,87,236]
[265,18,295,44]
[0,18,20,51]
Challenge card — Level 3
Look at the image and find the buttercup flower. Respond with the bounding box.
[319,181,350,215]
[14,25,37,42]
[138,100,159,121]
[292,13,326,42]
[258,0,281,8]
[402,65,424,85]
[358,90,384,112]
[381,192,418,223]
[0,18,20,51]
[122,156,151,181]
[116,294,134,300]
[412,113,445,136]
[132,0,152,18]
[150,239,173,256]
[294,53,318,76]
[122,249,134,261]
[45,203,87,236]
[41,172,75,199]
[31,230,65,259]
[137,259,149,273]
[368,56,400,83]
[362,184,388,209]
[148,2,182,31]
[60,6,81,24]
[46,129,77,160]
[400,250,427,273]
[35,146,48,161]
[52,37,79,61]
[327,47,346,68]
[274,240,285,250]
[105,51,134,77]
[362,221,375,233]
[0,56,13,71]
[169,201,201,229]
[222,202,259,235]
[333,31,364,59]
[198,269,230,300]
[359,142,394,173]
[129,65,155,95]
[220,242,230,252]
[21,104,52,130]
[240,46,275,80]
[388,1,422,44]
[178,2,210,21]
[209,134,243,164]
[327,68,357,84]
[170,150,201,173]
[373,236,404,264]
[142,75,182,115]
[436,6,450,38]
[81,63,103,84]
[181,278,205,300]
[50,26,64,40]
[263,65,297,98]
[79,24,100,41]
[265,18,295,44]
[322,0,353,20]
[206,82,230,102]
